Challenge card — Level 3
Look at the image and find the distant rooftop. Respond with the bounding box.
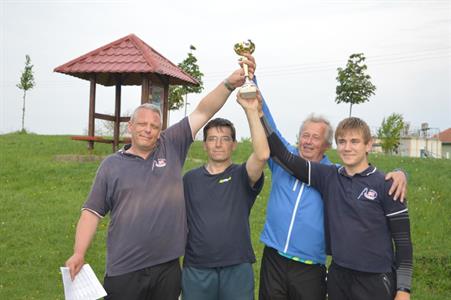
[434,128,451,143]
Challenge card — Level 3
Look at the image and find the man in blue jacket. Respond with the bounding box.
[258,84,407,300]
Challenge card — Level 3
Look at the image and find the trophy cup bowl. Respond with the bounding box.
[234,40,256,56]
[234,40,257,99]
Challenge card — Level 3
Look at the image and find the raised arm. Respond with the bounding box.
[188,55,256,138]
[262,115,310,184]
[65,210,101,280]
[254,76,292,148]
[237,91,269,185]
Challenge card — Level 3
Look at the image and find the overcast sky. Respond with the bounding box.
[1,0,450,143]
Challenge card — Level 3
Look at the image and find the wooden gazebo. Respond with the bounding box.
[54,33,199,151]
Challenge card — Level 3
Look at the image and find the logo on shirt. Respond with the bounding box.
[219,176,232,184]
[152,158,167,170]
[358,187,378,201]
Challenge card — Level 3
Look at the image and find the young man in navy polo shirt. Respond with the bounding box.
[261,116,413,300]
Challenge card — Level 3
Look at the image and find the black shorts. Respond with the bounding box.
[259,246,326,300]
[327,261,396,300]
[103,258,181,300]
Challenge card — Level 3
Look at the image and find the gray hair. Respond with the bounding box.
[130,103,162,123]
[299,114,333,146]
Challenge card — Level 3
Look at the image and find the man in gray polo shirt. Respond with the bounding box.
[64,57,255,300]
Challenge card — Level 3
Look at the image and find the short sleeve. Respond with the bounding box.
[309,161,335,194]
[240,163,264,206]
[83,159,111,217]
[162,117,194,161]
[381,179,408,217]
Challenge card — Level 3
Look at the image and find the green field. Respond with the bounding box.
[1,133,450,299]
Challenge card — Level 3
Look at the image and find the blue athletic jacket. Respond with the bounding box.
[260,91,329,265]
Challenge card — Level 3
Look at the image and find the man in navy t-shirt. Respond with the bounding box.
[182,91,268,300]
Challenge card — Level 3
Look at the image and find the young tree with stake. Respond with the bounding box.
[336,53,376,117]
[17,55,35,133]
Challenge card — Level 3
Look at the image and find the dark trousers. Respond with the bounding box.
[103,259,181,300]
[327,261,396,300]
[259,246,326,300]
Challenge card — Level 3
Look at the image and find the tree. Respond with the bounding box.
[16,55,35,133]
[377,113,405,154]
[168,45,204,113]
[335,53,376,117]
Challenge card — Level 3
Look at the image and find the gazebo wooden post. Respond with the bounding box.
[113,75,122,152]
[149,81,153,106]
[162,84,169,130]
[88,75,96,150]
[141,74,150,104]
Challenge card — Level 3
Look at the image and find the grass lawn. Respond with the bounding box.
[1,133,450,299]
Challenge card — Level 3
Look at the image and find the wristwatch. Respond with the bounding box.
[223,79,235,92]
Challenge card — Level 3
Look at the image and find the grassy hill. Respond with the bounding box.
[1,133,450,299]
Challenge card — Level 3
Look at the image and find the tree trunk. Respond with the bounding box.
[349,103,353,117]
[22,91,26,132]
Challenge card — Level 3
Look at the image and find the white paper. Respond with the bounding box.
[61,264,107,300]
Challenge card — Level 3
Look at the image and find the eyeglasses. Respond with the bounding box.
[205,136,233,143]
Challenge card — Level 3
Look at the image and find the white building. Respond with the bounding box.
[372,124,445,159]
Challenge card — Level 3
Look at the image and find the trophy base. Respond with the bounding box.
[239,83,257,99]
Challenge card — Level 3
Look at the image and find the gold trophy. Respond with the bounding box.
[234,40,257,99]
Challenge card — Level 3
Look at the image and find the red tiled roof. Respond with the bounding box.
[434,128,451,143]
[54,34,199,86]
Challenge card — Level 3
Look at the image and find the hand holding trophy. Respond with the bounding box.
[234,40,257,99]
